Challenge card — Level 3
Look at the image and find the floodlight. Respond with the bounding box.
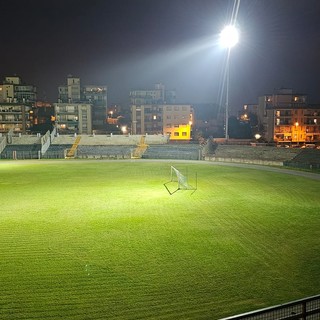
[220,25,239,48]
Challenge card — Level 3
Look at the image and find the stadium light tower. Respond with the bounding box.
[220,25,239,140]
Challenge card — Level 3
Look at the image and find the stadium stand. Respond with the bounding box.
[284,149,320,170]
[42,144,73,159]
[77,145,134,159]
[143,144,201,160]
[1,144,41,159]
[209,145,301,165]
[1,132,317,170]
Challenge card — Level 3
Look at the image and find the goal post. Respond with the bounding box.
[164,166,197,195]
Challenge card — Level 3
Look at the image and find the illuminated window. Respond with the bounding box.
[294,96,299,102]
[174,132,179,136]
[276,118,280,125]
[153,115,157,120]
[182,132,187,136]
[314,119,317,124]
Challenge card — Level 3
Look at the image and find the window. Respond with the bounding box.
[174,132,179,136]
[182,132,187,136]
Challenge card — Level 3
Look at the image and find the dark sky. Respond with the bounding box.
[1,0,320,113]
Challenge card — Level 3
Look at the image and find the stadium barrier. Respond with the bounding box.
[41,130,51,155]
[220,294,320,320]
[205,156,283,167]
[284,161,320,171]
[0,134,7,154]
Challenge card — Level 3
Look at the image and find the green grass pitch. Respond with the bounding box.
[0,160,319,319]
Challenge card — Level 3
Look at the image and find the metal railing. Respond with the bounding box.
[220,294,320,320]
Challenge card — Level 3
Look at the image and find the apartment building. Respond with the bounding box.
[256,88,320,144]
[130,83,176,105]
[131,104,193,140]
[54,103,92,134]
[130,83,193,140]
[56,75,107,133]
[0,76,36,134]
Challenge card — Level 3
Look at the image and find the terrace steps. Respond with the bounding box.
[66,135,81,158]
[131,135,148,159]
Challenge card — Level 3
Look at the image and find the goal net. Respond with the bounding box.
[164,166,197,195]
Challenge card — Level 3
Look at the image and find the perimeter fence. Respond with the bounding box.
[220,294,320,320]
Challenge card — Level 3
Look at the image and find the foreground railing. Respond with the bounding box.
[220,294,320,320]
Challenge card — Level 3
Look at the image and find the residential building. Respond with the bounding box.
[0,76,37,103]
[256,88,320,144]
[57,75,107,133]
[30,101,55,134]
[0,76,36,134]
[130,83,176,105]
[0,103,32,134]
[54,103,92,134]
[130,83,193,140]
[131,104,193,140]
[82,85,107,131]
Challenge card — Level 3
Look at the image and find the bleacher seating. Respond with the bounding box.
[51,134,169,146]
[212,145,301,163]
[43,144,73,159]
[143,144,200,160]
[1,133,318,169]
[284,149,320,170]
[77,145,134,159]
[1,144,41,159]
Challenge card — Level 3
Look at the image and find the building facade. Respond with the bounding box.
[57,76,107,133]
[130,83,193,140]
[131,104,193,140]
[0,76,36,134]
[54,103,92,134]
[256,88,320,144]
[130,83,176,105]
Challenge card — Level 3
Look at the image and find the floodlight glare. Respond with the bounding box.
[220,25,239,48]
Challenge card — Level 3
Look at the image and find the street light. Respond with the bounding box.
[220,25,239,140]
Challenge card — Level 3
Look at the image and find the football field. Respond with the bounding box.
[0,160,319,319]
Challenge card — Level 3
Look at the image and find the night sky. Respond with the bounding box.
[1,0,320,113]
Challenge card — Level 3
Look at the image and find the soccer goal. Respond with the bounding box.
[164,166,197,195]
